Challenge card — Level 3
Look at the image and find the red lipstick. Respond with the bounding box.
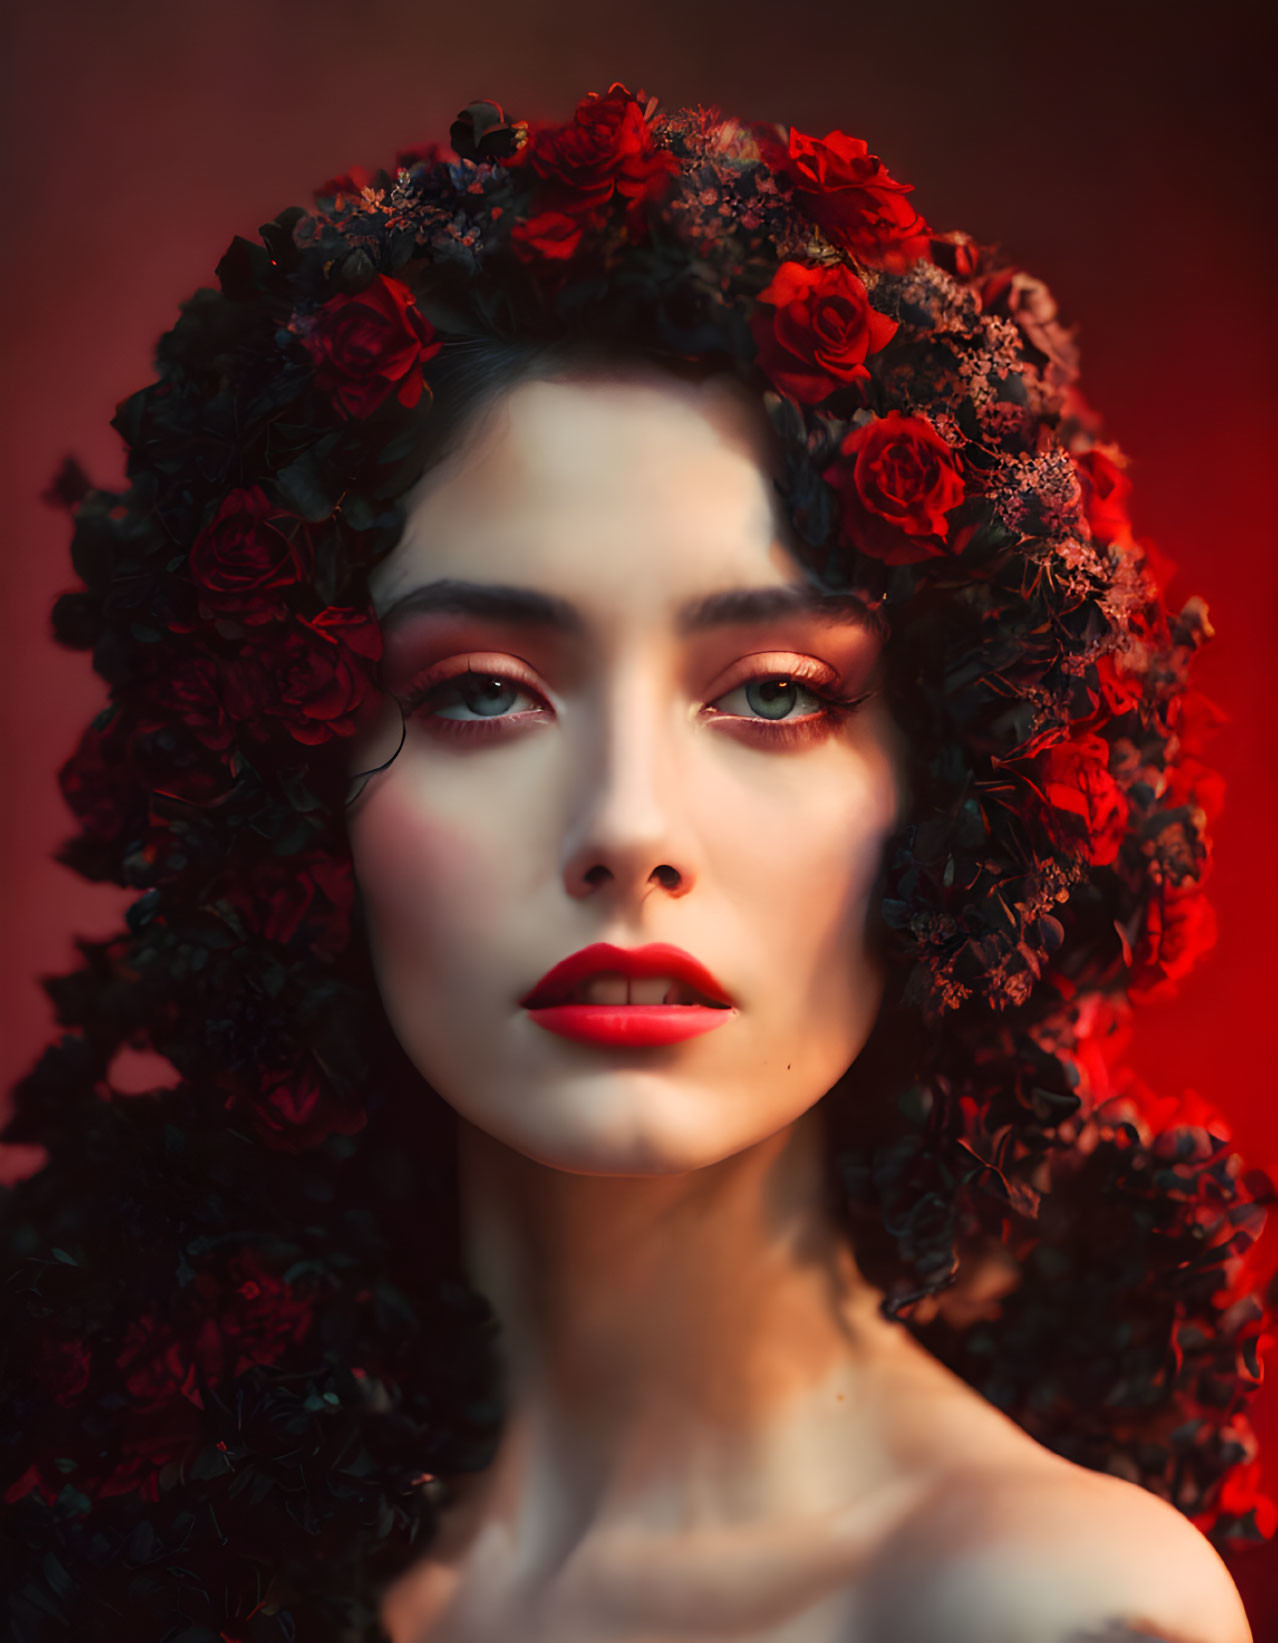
[520,942,736,1047]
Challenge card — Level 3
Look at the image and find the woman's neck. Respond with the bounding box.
[454,1103,926,1564]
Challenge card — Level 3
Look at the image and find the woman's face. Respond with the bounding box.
[347,369,903,1175]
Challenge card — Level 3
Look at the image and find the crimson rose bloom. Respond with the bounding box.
[1072,445,1133,546]
[511,208,589,261]
[221,608,380,745]
[823,411,966,563]
[304,273,441,419]
[188,486,309,623]
[58,713,138,841]
[527,82,677,213]
[230,1063,367,1153]
[751,260,897,404]
[1129,881,1218,1002]
[163,655,236,752]
[225,852,355,957]
[761,125,931,265]
[1032,733,1130,866]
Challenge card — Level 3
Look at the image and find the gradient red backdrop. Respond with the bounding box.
[2,0,1275,1626]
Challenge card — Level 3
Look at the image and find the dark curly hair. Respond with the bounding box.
[2,86,1273,1641]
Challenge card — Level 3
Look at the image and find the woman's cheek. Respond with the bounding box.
[351,782,501,985]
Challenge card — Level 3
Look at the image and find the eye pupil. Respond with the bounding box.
[745,678,798,720]
[462,674,520,716]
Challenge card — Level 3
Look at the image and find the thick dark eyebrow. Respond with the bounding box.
[674,585,879,636]
[379,579,584,638]
[377,578,880,639]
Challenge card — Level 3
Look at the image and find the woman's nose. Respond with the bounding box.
[560,670,697,904]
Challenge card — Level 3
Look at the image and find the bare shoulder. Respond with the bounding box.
[861,1453,1253,1643]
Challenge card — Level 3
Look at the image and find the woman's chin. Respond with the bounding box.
[457,1080,789,1178]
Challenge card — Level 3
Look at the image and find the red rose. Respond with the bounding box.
[751,260,897,404]
[226,852,354,957]
[124,657,238,804]
[118,1311,221,1411]
[221,1249,316,1376]
[1087,651,1144,722]
[761,125,931,266]
[188,486,309,623]
[1129,882,1218,1001]
[527,83,677,215]
[222,609,379,746]
[1033,733,1130,866]
[58,712,139,840]
[163,656,235,752]
[304,273,441,419]
[1072,446,1133,546]
[511,208,590,261]
[39,1333,92,1407]
[823,411,967,563]
[1161,755,1226,826]
[230,1062,367,1153]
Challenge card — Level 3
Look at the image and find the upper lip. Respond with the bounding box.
[519,942,734,1009]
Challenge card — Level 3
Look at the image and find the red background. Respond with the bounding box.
[2,0,1275,1625]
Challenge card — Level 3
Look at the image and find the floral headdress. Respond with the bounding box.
[2,85,1274,1639]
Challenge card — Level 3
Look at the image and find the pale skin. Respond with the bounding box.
[345,371,1252,1642]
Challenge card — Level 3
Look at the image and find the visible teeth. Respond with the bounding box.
[578,973,629,1005]
[570,972,709,1006]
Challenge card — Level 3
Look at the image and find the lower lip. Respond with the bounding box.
[524,1004,736,1047]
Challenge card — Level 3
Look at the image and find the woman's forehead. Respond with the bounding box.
[373,373,794,614]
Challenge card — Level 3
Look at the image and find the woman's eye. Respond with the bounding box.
[711,675,830,720]
[410,672,540,720]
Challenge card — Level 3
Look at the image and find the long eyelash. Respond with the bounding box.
[719,680,876,749]
[399,669,876,746]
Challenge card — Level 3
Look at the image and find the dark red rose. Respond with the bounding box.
[124,655,238,804]
[58,712,138,840]
[164,656,236,751]
[1032,733,1130,866]
[929,232,980,279]
[981,269,1079,385]
[117,1311,221,1411]
[304,273,442,419]
[227,852,354,957]
[98,1403,204,1502]
[221,1249,316,1375]
[38,1333,92,1407]
[760,125,931,266]
[1087,651,1145,722]
[1072,445,1133,546]
[1161,755,1226,827]
[188,486,309,623]
[305,603,383,660]
[527,83,677,215]
[823,411,967,563]
[511,207,591,261]
[751,260,897,404]
[230,1062,367,1153]
[1130,881,1218,1001]
[222,609,379,746]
